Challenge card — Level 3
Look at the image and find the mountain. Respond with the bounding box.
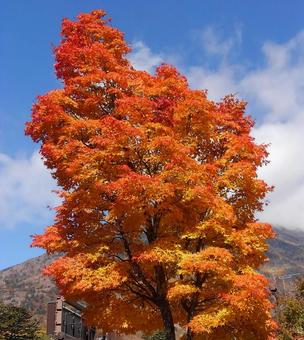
[262,227,304,281]
[0,227,304,326]
[0,253,58,325]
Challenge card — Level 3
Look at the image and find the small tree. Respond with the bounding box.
[144,330,167,340]
[277,279,304,339]
[26,10,276,339]
[0,302,42,339]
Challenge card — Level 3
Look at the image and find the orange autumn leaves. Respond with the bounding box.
[26,10,276,339]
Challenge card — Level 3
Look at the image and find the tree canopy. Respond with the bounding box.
[26,10,277,339]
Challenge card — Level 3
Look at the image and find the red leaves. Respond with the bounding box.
[152,97,174,126]
[56,10,130,82]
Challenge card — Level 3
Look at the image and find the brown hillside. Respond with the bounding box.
[262,227,304,279]
[0,253,57,325]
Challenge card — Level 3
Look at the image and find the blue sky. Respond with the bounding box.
[1,0,304,269]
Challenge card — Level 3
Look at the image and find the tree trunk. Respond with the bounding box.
[185,327,193,340]
[159,299,176,340]
[153,264,176,340]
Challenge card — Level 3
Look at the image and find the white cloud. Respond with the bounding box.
[253,119,304,229]
[0,150,58,228]
[128,41,163,73]
[187,65,238,100]
[199,26,242,60]
[128,32,304,230]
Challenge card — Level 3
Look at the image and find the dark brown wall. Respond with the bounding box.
[46,302,56,335]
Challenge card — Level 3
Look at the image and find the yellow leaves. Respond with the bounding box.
[230,223,275,266]
[83,245,110,263]
[182,185,209,204]
[167,284,199,300]
[179,247,233,276]
[135,246,180,265]
[188,308,230,334]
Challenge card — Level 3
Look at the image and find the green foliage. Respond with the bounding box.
[0,301,42,339]
[284,299,304,329]
[296,279,304,299]
[143,330,168,340]
[277,279,304,338]
[279,298,304,336]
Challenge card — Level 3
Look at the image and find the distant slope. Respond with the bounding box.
[0,253,57,325]
[0,227,304,325]
[262,227,304,279]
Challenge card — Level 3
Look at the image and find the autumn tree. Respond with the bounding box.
[26,10,277,339]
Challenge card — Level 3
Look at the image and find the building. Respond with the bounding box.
[47,296,182,340]
[47,296,96,340]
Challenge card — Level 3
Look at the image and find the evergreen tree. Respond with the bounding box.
[0,302,41,340]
